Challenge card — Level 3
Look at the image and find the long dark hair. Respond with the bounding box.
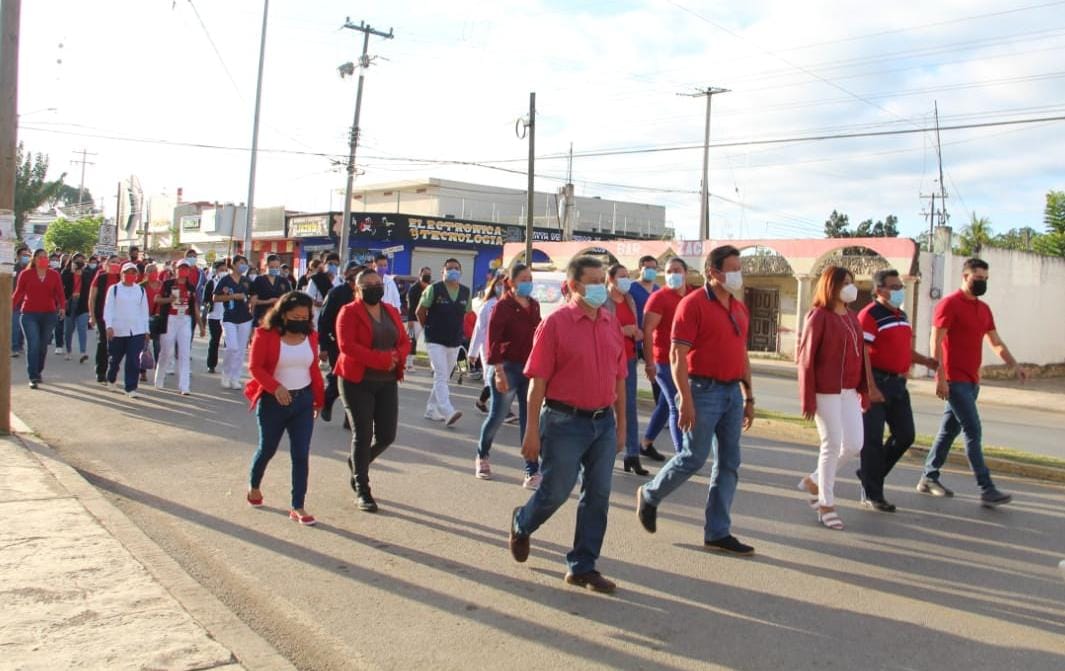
[263,291,315,333]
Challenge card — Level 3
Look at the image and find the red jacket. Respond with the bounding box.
[12,267,66,313]
[244,327,326,410]
[334,300,411,384]
[797,307,868,415]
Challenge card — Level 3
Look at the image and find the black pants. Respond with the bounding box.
[860,373,916,501]
[339,377,398,488]
[324,347,340,413]
[94,318,108,381]
[207,319,223,370]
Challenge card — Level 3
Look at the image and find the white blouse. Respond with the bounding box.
[274,338,313,391]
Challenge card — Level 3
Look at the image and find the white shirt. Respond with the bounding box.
[103,283,150,337]
[468,295,498,362]
[274,338,313,390]
[382,274,402,312]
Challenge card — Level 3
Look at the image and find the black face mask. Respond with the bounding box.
[285,319,311,335]
[74,261,85,269]
[420,273,431,284]
[361,286,384,305]
[969,279,988,297]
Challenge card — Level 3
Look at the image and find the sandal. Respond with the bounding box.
[796,478,819,510]
[818,510,845,530]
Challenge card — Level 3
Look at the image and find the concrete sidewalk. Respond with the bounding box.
[751,358,1065,413]
[0,419,294,671]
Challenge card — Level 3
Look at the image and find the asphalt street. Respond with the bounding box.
[11,338,1065,671]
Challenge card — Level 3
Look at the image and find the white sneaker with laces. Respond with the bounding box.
[126,390,141,399]
[523,473,542,490]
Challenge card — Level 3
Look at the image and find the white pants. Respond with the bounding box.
[426,343,459,417]
[222,320,253,383]
[810,389,864,507]
[155,314,192,392]
[406,322,422,368]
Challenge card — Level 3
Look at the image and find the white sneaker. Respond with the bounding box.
[475,456,492,480]
[54,347,63,355]
[108,382,120,393]
[126,390,141,399]
[523,473,542,490]
[424,409,445,422]
[221,376,231,388]
[230,379,244,390]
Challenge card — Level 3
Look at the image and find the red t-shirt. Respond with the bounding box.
[934,290,996,383]
[12,268,65,313]
[671,286,749,381]
[145,281,163,316]
[613,297,637,361]
[644,288,685,364]
[858,301,912,375]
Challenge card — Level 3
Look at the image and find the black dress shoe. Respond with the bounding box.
[355,486,378,512]
[640,443,667,462]
[623,456,649,476]
[320,404,332,422]
[705,535,755,556]
[861,498,897,513]
[564,570,616,594]
[636,486,656,533]
[509,507,530,562]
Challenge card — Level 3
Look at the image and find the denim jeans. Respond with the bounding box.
[20,311,58,382]
[53,313,64,348]
[860,374,916,501]
[64,312,90,354]
[250,388,315,509]
[514,406,617,575]
[924,382,993,490]
[642,380,743,542]
[620,358,640,457]
[477,361,538,475]
[106,333,145,392]
[645,370,669,445]
[11,306,23,353]
[647,363,683,453]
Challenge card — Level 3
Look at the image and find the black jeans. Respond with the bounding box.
[94,318,108,381]
[324,347,340,413]
[207,319,223,370]
[860,373,916,501]
[339,377,398,488]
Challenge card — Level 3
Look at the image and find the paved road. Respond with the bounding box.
[11,342,1065,671]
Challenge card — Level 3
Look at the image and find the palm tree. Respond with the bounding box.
[957,214,993,256]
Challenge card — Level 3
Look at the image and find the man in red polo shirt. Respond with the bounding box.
[508,255,626,594]
[635,245,756,555]
[858,269,939,512]
[919,257,1027,507]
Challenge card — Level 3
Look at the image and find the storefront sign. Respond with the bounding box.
[409,217,505,246]
[180,214,201,231]
[288,215,332,238]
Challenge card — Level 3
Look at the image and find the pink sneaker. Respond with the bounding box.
[523,473,542,490]
[475,456,492,480]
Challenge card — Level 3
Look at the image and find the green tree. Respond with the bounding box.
[955,213,993,256]
[1035,190,1065,256]
[51,183,94,209]
[43,215,101,254]
[14,142,66,240]
[992,227,1042,251]
[824,210,850,238]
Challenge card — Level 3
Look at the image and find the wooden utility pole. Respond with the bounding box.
[0,0,21,435]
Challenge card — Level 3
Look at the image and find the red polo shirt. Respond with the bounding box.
[858,301,912,375]
[671,285,749,381]
[524,301,627,410]
[643,288,685,364]
[934,290,996,383]
[612,296,637,361]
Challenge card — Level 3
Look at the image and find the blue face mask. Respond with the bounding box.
[516,281,534,298]
[641,267,657,282]
[268,268,280,277]
[617,278,633,294]
[19,255,29,265]
[445,268,461,282]
[581,283,608,308]
[237,263,249,274]
[665,273,684,290]
[889,289,906,308]
[327,263,339,275]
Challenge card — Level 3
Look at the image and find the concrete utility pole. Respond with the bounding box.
[338,18,393,267]
[0,0,20,435]
[514,92,535,264]
[933,101,949,228]
[681,86,729,240]
[70,148,96,210]
[243,0,269,258]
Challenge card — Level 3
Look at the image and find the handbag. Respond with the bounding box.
[139,341,156,370]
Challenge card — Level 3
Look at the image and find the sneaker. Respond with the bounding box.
[981,487,1012,507]
[522,473,542,490]
[229,379,243,390]
[509,507,530,563]
[445,411,462,427]
[424,409,445,422]
[11,351,19,358]
[475,456,492,480]
[564,570,616,594]
[221,376,231,388]
[108,382,120,393]
[207,367,216,374]
[79,355,88,364]
[916,477,954,498]
[64,354,71,361]
[54,347,63,355]
[636,486,657,533]
[474,399,488,414]
[126,390,141,399]
[704,535,755,556]
[504,412,519,425]
[861,498,897,513]
[28,380,38,390]
[355,487,378,513]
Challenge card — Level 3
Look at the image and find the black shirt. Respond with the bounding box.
[214,274,254,324]
[406,282,426,322]
[249,274,293,323]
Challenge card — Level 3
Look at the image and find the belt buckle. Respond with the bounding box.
[591,407,607,419]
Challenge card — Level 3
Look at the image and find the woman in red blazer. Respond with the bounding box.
[244,291,325,526]
[335,268,411,513]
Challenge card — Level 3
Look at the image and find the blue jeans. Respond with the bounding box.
[924,382,993,490]
[20,311,58,382]
[642,380,743,542]
[250,388,315,509]
[477,362,538,475]
[11,307,23,353]
[514,406,617,575]
[64,312,90,354]
[646,363,683,453]
[645,378,669,444]
[106,333,146,392]
[624,358,640,457]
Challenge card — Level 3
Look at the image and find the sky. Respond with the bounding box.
[16,0,1065,241]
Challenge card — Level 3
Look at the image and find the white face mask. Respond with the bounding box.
[724,271,743,291]
[840,284,859,304]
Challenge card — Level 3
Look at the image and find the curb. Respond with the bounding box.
[10,414,296,671]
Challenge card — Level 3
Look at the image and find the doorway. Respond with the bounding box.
[744,287,779,353]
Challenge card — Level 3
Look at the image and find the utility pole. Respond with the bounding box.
[0,0,20,435]
[680,86,729,240]
[933,101,949,228]
[515,92,535,263]
[338,18,393,267]
[243,0,269,259]
[70,148,96,211]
